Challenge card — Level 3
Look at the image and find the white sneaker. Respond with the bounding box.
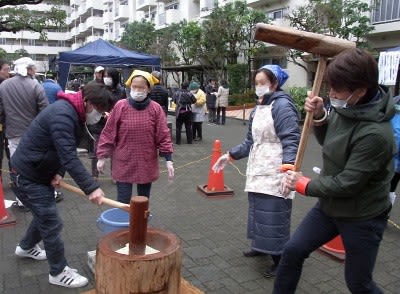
[49,266,88,288]
[15,244,47,260]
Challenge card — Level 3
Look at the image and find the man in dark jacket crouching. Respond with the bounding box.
[11,82,113,289]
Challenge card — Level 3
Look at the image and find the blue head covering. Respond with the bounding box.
[260,64,289,87]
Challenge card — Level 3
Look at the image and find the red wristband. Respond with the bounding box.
[295,176,311,195]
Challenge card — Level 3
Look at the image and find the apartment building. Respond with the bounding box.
[0,1,70,72]
[0,0,398,87]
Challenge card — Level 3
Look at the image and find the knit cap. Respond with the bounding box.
[189,81,200,90]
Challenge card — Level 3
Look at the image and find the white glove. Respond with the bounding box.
[166,161,174,181]
[212,152,230,173]
[280,175,292,198]
[97,158,106,174]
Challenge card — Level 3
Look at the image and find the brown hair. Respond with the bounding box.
[82,82,113,112]
[325,48,378,96]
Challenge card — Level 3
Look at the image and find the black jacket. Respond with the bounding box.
[11,100,100,195]
[149,84,169,115]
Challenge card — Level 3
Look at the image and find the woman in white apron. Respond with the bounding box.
[213,65,300,278]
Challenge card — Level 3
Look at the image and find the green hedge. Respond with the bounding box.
[228,89,256,106]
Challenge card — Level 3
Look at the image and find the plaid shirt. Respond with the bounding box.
[97,99,173,183]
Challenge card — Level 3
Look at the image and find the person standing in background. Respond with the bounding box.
[90,66,104,84]
[189,81,206,142]
[42,72,62,104]
[0,57,49,209]
[149,71,169,116]
[0,59,10,179]
[216,79,229,125]
[205,78,218,124]
[173,81,197,145]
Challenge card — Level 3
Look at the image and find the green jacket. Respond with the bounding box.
[307,87,395,220]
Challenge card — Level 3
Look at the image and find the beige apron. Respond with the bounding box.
[245,104,295,199]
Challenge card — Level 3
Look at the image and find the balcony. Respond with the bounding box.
[78,23,87,34]
[136,0,157,12]
[115,5,129,21]
[246,0,280,9]
[86,0,103,10]
[103,11,113,24]
[165,9,182,26]
[86,16,104,30]
[102,0,113,4]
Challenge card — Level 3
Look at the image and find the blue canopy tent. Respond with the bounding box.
[58,39,160,90]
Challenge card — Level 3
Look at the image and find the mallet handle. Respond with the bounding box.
[59,180,130,212]
[294,57,327,171]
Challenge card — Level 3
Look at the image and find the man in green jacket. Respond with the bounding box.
[275,48,394,294]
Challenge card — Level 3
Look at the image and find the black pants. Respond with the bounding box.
[390,172,400,192]
[217,107,226,125]
[192,122,203,140]
[208,108,216,123]
[176,111,193,144]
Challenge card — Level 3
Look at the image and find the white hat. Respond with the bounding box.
[14,57,35,77]
[94,66,104,73]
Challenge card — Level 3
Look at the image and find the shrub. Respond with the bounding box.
[228,89,256,106]
[226,64,247,94]
[287,86,308,120]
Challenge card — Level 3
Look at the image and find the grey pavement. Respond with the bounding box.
[0,114,399,294]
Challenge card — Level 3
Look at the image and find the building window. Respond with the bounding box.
[258,57,287,69]
[372,0,400,24]
[167,3,179,10]
[266,8,288,20]
[0,38,6,45]
[28,39,36,46]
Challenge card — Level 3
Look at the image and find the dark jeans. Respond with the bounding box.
[116,182,152,204]
[10,172,67,276]
[273,203,388,294]
[87,132,100,178]
[208,108,216,123]
[192,122,203,140]
[176,111,193,145]
[217,106,226,125]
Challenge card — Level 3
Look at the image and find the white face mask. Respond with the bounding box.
[190,90,197,94]
[255,86,271,97]
[103,77,113,86]
[130,90,147,101]
[329,93,354,109]
[86,109,102,125]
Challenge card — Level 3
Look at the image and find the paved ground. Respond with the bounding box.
[0,114,399,294]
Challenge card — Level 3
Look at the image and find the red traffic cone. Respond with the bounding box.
[319,235,345,261]
[197,140,234,198]
[0,176,17,227]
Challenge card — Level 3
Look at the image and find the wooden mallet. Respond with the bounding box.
[59,180,130,212]
[254,23,355,171]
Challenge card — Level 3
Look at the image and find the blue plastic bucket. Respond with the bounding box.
[97,208,129,233]
[96,208,152,233]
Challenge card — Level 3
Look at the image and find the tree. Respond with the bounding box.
[288,0,375,68]
[153,25,179,66]
[119,21,157,53]
[0,0,66,40]
[173,20,202,65]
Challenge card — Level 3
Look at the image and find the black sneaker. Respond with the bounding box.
[263,265,277,278]
[12,201,30,212]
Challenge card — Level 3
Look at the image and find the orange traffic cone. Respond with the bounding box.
[197,139,234,198]
[0,176,16,227]
[319,235,345,261]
